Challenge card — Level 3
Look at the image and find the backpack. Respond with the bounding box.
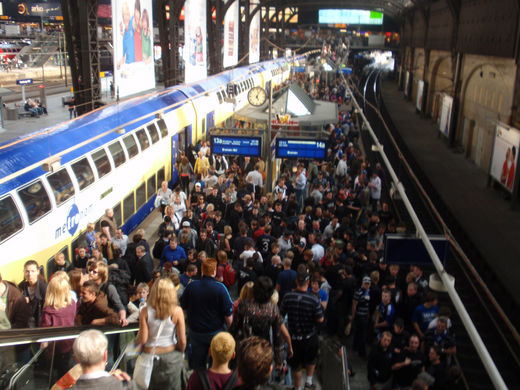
[196,368,237,390]
[223,263,236,287]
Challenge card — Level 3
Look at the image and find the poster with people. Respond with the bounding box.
[112,0,155,98]
[249,0,260,64]
[439,94,453,137]
[490,124,520,192]
[223,0,238,68]
[185,0,207,83]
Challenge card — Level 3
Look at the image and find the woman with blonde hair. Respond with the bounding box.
[40,271,76,377]
[137,278,186,389]
[233,281,254,314]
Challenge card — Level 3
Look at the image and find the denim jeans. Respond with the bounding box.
[188,329,221,369]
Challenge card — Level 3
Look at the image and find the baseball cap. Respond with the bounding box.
[182,221,191,228]
[362,276,371,284]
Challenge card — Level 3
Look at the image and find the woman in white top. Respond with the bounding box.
[155,181,173,216]
[137,278,186,390]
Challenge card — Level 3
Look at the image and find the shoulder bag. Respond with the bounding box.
[134,320,165,389]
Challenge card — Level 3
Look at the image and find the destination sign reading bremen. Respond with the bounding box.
[276,138,326,159]
[210,135,262,157]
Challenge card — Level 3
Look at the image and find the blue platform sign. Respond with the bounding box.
[384,234,450,266]
[16,78,33,86]
[210,135,262,157]
[275,138,326,159]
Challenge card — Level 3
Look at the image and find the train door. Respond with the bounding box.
[171,135,179,185]
[206,111,215,139]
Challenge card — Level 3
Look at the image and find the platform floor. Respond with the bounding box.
[381,79,520,305]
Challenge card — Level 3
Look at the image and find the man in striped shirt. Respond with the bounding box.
[281,271,324,390]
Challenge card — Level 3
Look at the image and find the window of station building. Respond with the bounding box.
[157,167,165,185]
[108,141,126,168]
[136,183,146,209]
[91,149,111,179]
[123,193,135,223]
[157,119,169,137]
[123,134,139,159]
[147,175,156,199]
[147,124,160,144]
[0,196,23,243]
[18,180,52,224]
[71,158,95,190]
[47,168,75,206]
[136,129,150,151]
[113,202,122,227]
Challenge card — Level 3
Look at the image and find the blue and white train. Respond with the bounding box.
[0,53,311,283]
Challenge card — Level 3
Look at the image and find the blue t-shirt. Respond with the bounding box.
[180,276,233,333]
[122,17,135,64]
[308,287,328,303]
[412,304,439,333]
[160,245,187,267]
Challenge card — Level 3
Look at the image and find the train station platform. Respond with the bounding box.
[380,79,520,306]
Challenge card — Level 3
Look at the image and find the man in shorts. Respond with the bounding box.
[281,271,324,390]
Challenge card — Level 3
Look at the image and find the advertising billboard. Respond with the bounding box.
[439,94,453,137]
[490,124,520,192]
[185,0,207,83]
[112,0,155,98]
[223,0,238,68]
[249,0,260,64]
[319,9,383,25]
[1,1,62,20]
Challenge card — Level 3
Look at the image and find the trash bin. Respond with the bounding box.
[5,107,17,120]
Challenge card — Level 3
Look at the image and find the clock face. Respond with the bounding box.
[248,87,267,106]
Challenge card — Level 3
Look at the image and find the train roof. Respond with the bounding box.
[0,57,301,195]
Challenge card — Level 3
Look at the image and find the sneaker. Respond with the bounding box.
[304,383,316,390]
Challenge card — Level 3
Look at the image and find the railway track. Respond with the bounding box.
[356,68,520,389]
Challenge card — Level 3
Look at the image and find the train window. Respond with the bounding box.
[136,183,146,209]
[108,141,126,167]
[46,247,70,278]
[147,124,160,144]
[47,168,75,206]
[123,134,139,159]
[113,202,122,227]
[71,158,95,190]
[91,149,111,179]
[217,91,223,104]
[123,193,134,223]
[157,119,169,137]
[157,167,165,185]
[202,118,206,135]
[18,180,52,224]
[147,175,156,199]
[222,89,227,99]
[72,231,88,256]
[0,196,23,243]
[136,129,150,151]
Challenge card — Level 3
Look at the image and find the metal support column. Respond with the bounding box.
[156,0,183,87]
[60,0,100,116]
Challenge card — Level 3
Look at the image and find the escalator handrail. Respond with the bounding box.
[0,324,139,348]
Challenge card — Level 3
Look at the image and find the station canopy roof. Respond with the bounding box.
[234,83,337,128]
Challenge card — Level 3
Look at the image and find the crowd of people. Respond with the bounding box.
[0,70,464,390]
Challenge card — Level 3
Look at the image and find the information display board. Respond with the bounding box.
[384,234,449,266]
[210,135,262,157]
[275,138,326,159]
